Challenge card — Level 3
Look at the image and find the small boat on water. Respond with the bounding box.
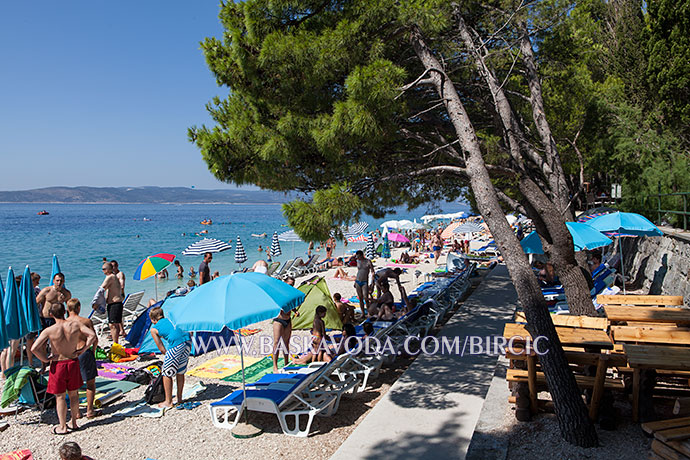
[37,210,49,215]
[251,233,267,238]
[201,219,213,225]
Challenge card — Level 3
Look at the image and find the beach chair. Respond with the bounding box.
[122,291,146,327]
[209,355,356,437]
[274,258,297,280]
[286,255,318,278]
[265,261,281,277]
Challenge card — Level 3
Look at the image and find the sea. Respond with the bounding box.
[0,202,469,303]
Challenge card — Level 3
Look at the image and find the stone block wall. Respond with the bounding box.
[626,232,690,306]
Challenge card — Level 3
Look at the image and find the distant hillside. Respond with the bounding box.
[0,186,299,204]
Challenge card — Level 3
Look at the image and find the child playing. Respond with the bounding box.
[149,307,192,408]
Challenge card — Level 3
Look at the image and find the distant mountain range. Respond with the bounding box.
[0,186,299,204]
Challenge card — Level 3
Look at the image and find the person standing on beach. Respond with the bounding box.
[198,252,212,286]
[149,307,191,408]
[431,231,443,265]
[31,303,97,435]
[66,299,100,419]
[354,250,373,317]
[36,273,71,329]
[111,261,126,340]
[101,263,124,344]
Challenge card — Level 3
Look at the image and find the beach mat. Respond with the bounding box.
[222,357,274,383]
[188,354,261,379]
[172,382,206,400]
[113,401,167,418]
[76,377,141,408]
[97,362,135,380]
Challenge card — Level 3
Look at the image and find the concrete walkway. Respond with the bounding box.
[331,265,518,460]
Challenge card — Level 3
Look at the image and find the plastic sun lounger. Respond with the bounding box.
[273,258,296,279]
[209,355,356,437]
[122,291,146,327]
[286,255,318,278]
[265,261,281,277]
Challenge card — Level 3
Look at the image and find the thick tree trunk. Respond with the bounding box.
[457,15,596,317]
[410,27,598,447]
[518,178,596,316]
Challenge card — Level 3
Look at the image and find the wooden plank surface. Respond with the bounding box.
[624,344,690,370]
[598,295,684,306]
[652,439,690,460]
[503,323,612,348]
[605,306,690,324]
[643,417,690,435]
[656,426,690,443]
[506,369,624,389]
[514,312,608,330]
[613,326,690,346]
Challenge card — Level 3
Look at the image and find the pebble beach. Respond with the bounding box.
[0,247,447,460]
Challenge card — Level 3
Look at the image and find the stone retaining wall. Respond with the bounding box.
[626,231,690,306]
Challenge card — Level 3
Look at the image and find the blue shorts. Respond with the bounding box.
[354,280,367,287]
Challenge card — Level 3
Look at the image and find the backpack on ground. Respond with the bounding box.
[143,374,165,405]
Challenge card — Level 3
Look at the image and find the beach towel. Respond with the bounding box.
[238,328,260,337]
[187,355,261,379]
[113,401,167,418]
[222,357,274,383]
[0,450,33,460]
[98,363,135,381]
[1,366,35,408]
[172,381,206,400]
[386,263,417,268]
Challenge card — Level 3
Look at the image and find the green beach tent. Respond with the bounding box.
[292,277,343,330]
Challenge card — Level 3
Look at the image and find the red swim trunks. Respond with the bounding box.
[47,359,83,395]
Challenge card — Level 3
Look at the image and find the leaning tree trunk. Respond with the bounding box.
[456,15,595,316]
[519,178,597,316]
[410,26,598,447]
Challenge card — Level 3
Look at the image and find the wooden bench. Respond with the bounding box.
[606,307,690,326]
[597,294,684,307]
[514,311,608,330]
[504,322,613,349]
[642,417,690,459]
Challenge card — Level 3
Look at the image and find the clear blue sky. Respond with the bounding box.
[0,1,245,191]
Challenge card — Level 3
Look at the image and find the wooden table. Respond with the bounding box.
[503,323,613,349]
[605,306,690,325]
[623,344,690,422]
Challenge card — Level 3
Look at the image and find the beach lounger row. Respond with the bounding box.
[208,264,475,436]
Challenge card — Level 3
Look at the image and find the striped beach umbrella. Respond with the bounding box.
[452,222,484,234]
[365,234,375,259]
[277,230,302,242]
[235,236,248,265]
[343,221,369,240]
[183,238,231,256]
[269,232,282,258]
[134,253,176,300]
[347,234,377,243]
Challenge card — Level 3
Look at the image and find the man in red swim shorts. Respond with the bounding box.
[32,303,97,435]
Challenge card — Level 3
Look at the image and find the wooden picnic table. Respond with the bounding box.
[605,306,690,325]
[624,344,690,422]
[504,323,613,349]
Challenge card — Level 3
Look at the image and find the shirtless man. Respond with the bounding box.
[353,250,373,317]
[110,261,126,339]
[66,299,100,419]
[333,293,354,324]
[101,263,124,344]
[36,273,71,329]
[31,303,97,434]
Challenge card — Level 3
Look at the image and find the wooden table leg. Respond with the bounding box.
[527,354,538,415]
[589,355,608,421]
[633,368,640,423]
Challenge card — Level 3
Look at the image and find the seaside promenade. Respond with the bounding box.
[331,265,517,460]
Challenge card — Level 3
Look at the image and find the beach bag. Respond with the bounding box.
[144,374,165,405]
[124,369,152,386]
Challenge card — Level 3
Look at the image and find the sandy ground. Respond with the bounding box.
[0,247,446,460]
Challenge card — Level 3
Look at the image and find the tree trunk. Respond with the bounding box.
[410,26,598,447]
[518,178,597,316]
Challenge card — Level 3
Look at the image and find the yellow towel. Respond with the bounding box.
[187,354,261,379]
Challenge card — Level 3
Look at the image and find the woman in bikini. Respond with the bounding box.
[272,309,293,372]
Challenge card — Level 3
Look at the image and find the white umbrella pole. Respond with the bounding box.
[155,277,158,301]
[230,330,261,437]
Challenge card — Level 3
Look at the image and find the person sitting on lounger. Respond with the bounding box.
[362,322,375,337]
[333,293,354,324]
[332,323,358,356]
[367,281,394,319]
[294,306,331,364]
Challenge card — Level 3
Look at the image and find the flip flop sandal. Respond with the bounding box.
[86,410,103,419]
[53,427,70,436]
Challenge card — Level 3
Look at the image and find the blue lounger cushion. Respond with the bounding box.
[248,373,308,386]
[210,389,292,407]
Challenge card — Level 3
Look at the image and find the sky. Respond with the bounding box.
[0,1,246,191]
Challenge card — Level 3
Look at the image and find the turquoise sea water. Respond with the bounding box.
[0,202,468,303]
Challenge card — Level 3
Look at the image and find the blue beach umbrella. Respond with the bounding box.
[587,212,663,293]
[520,222,613,255]
[165,272,305,333]
[4,268,22,341]
[0,276,8,351]
[20,266,41,335]
[50,254,64,288]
